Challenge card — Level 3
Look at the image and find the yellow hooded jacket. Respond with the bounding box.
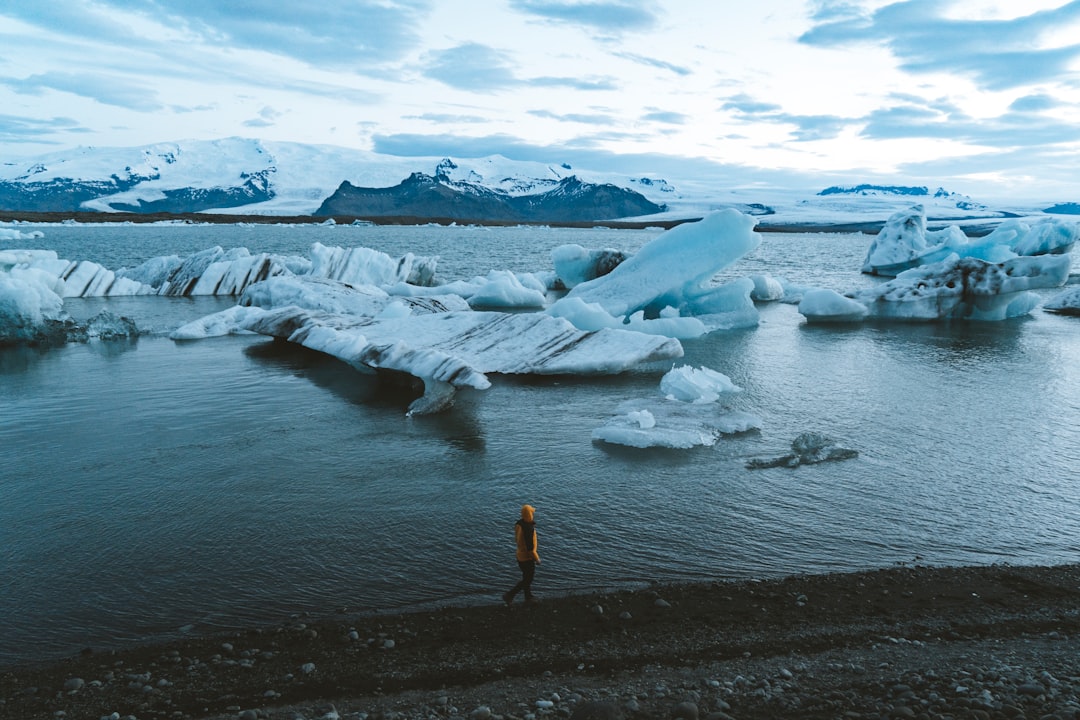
[515,504,540,563]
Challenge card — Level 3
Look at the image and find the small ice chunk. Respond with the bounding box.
[798,289,869,323]
[660,365,741,404]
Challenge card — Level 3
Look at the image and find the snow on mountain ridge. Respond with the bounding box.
[0,137,1067,223]
[1,138,659,216]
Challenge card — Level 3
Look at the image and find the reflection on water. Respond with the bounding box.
[3,225,1080,666]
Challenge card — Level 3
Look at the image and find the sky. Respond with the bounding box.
[2,0,1080,200]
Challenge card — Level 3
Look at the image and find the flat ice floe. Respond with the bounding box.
[593,365,761,449]
[242,306,682,415]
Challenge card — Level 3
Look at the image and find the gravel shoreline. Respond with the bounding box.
[4,563,1080,720]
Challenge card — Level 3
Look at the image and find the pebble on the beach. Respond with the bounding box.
[671,701,699,720]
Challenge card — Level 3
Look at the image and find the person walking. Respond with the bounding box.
[503,504,540,605]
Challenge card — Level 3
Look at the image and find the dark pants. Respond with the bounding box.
[507,560,535,600]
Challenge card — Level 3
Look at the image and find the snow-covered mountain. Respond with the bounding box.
[315,170,665,223]
[0,137,1072,225]
[0,138,674,221]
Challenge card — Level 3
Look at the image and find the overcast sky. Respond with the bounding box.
[2,0,1080,199]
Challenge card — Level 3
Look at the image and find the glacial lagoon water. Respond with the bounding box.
[3,221,1080,665]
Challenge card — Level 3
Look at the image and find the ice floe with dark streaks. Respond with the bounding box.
[241,306,683,415]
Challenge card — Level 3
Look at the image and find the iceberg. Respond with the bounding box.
[550,243,628,289]
[593,364,760,449]
[797,289,869,323]
[660,365,741,403]
[81,310,139,341]
[0,228,44,241]
[0,264,139,345]
[0,266,67,345]
[364,270,550,310]
[862,205,1079,276]
[241,306,683,415]
[454,270,547,309]
[11,250,153,297]
[802,254,1071,323]
[1043,286,1080,316]
[549,209,762,333]
[170,305,266,340]
[119,246,304,296]
[749,274,785,301]
[547,297,708,339]
[241,275,471,317]
[308,242,437,286]
[593,399,761,449]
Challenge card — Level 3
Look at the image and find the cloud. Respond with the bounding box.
[4,0,431,69]
[243,106,283,128]
[529,109,618,124]
[529,76,620,91]
[807,1,868,23]
[721,94,851,141]
[640,110,687,124]
[1009,93,1065,112]
[404,113,490,124]
[421,44,616,93]
[721,95,783,115]
[0,115,92,144]
[508,0,659,32]
[2,72,162,111]
[369,131,813,186]
[896,144,1080,195]
[422,43,519,91]
[861,100,1080,146]
[614,52,692,76]
[799,0,1080,90]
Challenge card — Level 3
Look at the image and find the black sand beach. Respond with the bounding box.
[4,563,1080,720]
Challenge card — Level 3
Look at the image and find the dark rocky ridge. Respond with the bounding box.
[0,170,274,214]
[315,173,665,223]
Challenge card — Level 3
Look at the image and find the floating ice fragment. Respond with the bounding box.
[803,254,1070,323]
[85,311,138,340]
[242,306,682,415]
[746,432,858,469]
[593,398,761,449]
[550,243,628,288]
[862,206,1078,276]
[1043,286,1080,316]
[0,267,67,344]
[660,365,741,403]
[170,305,268,339]
[550,210,761,331]
[749,274,785,301]
[798,289,869,323]
[309,242,437,287]
[594,364,758,449]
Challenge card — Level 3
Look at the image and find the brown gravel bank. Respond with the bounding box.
[3,564,1080,720]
